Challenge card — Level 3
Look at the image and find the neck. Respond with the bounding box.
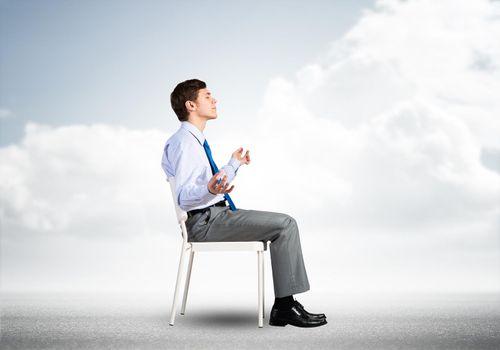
[187,116,207,132]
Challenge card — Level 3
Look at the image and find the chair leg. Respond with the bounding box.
[170,243,188,326]
[258,250,264,328]
[181,249,195,315]
[262,251,265,318]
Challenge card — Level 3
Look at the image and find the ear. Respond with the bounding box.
[185,100,197,112]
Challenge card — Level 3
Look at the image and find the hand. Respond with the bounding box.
[207,171,235,195]
[232,147,251,165]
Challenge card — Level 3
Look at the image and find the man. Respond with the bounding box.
[161,79,327,328]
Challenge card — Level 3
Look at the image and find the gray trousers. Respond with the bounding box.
[185,206,310,298]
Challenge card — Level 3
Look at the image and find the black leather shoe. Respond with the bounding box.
[293,300,326,320]
[269,304,327,328]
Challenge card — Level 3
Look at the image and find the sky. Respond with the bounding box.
[0,0,499,295]
[0,0,374,145]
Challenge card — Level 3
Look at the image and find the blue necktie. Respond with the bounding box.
[203,140,237,211]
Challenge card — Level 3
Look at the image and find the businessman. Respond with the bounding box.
[161,79,327,328]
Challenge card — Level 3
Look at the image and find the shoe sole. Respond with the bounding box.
[269,318,328,328]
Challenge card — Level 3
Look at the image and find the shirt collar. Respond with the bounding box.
[181,121,205,145]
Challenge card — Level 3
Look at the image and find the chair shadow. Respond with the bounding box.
[183,309,259,328]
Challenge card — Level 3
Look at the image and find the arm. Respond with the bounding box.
[222,147,250,180]
[208,147,251,189]
[168,142,219,211]
[220,157,241,183]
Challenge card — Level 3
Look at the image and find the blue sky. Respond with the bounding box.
[0,0,374,145]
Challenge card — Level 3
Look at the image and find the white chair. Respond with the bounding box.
[167,177,266,328]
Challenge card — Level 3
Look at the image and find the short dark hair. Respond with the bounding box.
[170,79,206,122]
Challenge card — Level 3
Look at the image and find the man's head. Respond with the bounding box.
[170,79,217,122]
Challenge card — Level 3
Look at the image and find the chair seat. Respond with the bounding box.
[190,241,265,252]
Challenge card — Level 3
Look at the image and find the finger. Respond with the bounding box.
[217,173,227,183]
[214,178,222,190]
[211,173,222,186]
[214,176,222,190]
[208,184,216,195]
[220,177,229,190]
[217,175,228,191]
[225,184,235,193]
[211,181,221,194]
[209,176,217,188]
[216,180,225,192]
[210,173,218,182]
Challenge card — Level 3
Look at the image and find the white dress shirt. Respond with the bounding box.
[161,121,241,211]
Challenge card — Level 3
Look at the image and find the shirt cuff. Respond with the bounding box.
[228,157,242,173]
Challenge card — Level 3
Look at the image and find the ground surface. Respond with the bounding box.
[1,292,499,349]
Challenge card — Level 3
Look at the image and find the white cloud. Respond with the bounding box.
[239,0,500,234]
[1,0,499,292]
[231,0,500,292]
[0,122,173,237]
[323,0,500,147]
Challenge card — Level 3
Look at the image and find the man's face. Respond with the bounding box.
[192,88,217,120]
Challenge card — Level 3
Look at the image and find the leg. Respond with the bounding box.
[187,207,310,298]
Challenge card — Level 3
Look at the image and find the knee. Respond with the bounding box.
[269,214,298,243]
[280,214,297,231]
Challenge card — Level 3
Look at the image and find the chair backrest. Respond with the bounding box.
[167,177,188,224]
[167,177,190,244]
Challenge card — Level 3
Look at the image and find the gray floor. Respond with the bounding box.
[1,292,499,349]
